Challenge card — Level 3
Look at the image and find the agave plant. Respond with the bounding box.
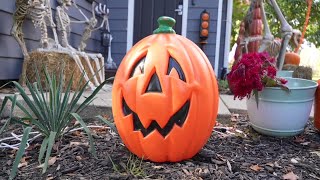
[0,66,109,179]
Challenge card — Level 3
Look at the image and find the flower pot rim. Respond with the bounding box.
[264,77,318,90]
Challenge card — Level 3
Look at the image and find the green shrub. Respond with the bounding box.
[0,66,108,179]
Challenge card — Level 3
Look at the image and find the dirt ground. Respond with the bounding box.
[1,112,320,180]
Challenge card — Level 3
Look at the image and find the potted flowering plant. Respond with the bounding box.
[228,52,318,137]
[227,52,288,104]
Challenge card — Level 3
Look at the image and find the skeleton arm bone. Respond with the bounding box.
[258,0,275,53]
[268,0,293,70]
[91,19,106,31]
[73,2,89,22]
[70,20,88,23]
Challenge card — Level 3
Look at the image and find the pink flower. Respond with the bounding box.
[227,52,287,100]
[279,78,288,84]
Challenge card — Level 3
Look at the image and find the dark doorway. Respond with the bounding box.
[133,0,183,44]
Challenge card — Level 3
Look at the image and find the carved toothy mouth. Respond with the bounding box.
[122,99,190,138]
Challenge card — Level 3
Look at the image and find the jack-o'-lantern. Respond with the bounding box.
[112,16,219,162]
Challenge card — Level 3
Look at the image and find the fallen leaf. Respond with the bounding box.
[17,157,29,168]
[153,165,164,169]
[26,144,36,151]
[194,167,203,175]
[182,168,192,176]
[311,151,320,157]
[18,162,28,168]
[37,156,57,168]
[274,161,282,168]
[300,142,310,146]
[70,142,89,146]
[76,156,82,161]
[290,158,298,164]
[56,164,61,171]
[72,119,79,126]
[102,114,110,119]
[266,162,274,167]
[230,116,237,122]
[72,131,82,137]
[232,113,239,118]
[216,154,226,161]
[48,156,57,166]
[283,171,299,180]
[227,160,232,172]
[46,177,54,180]
[250,164,263,171]
[293,136,305,143]
[230,113,239,122]
[9,154,15,158]
[9,149,17,157]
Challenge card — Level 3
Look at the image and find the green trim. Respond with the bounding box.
[153,16,176,34]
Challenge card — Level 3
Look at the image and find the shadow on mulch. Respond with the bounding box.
[1,112,320,179]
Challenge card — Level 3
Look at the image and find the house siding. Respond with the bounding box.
[106,0,128,66]
[186,0,227,78]
[0,0,229,80]
[0,0,108,80]
[218,0,228,78]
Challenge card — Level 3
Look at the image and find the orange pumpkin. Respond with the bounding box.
[314,80,320,130]
[284,52,300,65]
[112,16,219,162]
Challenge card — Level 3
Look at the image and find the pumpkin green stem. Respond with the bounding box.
[153,16,176,34]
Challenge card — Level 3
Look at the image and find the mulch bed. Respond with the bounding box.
[1,113,320,180]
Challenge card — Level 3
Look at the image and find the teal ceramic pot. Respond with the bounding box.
[276,70,293,78]
[246,78,317,137]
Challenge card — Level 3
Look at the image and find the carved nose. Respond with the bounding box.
[145,73,162,93]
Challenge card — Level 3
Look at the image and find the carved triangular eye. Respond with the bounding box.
[130,57,146,78]
[122,98,132,116]
[145,73,162,93]
[167,57,186,82]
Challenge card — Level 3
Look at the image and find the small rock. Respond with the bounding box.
[99,159,110,166]
[290,158,299,164]
[0,98,10,119]
[264,165,274,173]
[185,162,194,166]
[211,159,225,165]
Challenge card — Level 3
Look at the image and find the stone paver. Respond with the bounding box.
[218,98,231,116]
[220,94,247,111]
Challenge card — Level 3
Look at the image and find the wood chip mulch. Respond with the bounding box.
[1,113,320,180]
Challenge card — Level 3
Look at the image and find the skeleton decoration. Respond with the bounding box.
[234,0,301,70]
[11,0,58,56]
[11,0,30,58]
[11,0,59,85]
[11,0,106,90]
[29,0,59,48]
[95,3,117,69]
[78,2,99,51]
[54,0,105,90]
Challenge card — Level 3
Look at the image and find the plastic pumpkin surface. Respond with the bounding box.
[112,16,219,162]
